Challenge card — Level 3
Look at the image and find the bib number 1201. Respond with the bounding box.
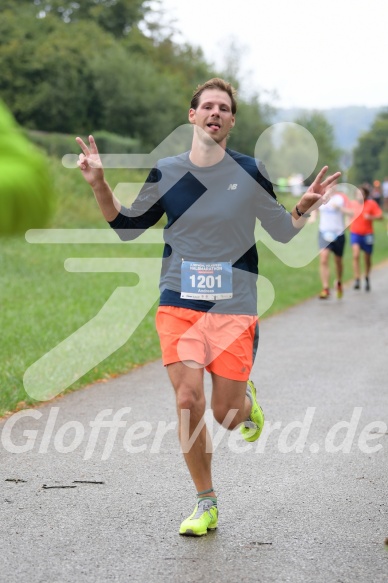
[190,274,222,289]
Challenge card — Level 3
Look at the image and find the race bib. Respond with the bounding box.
[180,261,233,300]
[322,231,337,243]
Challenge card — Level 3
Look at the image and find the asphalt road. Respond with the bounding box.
[1,266,387,583]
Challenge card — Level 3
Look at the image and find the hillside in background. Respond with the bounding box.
[274,106,382,153]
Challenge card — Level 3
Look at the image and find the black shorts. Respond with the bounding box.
[318,232,345,257]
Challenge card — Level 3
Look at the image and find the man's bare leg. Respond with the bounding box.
[319,248,330,290]
[167,361,215,496]
[167,364,252,497]
[352,244,361,280]
[210,373,252,429]
[334,254,343,284]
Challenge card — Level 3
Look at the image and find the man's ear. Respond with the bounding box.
[188,108,196,124]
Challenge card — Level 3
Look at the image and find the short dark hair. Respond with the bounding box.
[360,183,370,198]
[190,78,237,114]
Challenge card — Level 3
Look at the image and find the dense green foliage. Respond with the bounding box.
[2,0,150,37]
[0,2,193,145]
[349,109,388,184]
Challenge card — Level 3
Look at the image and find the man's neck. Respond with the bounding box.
[189,137,227,167]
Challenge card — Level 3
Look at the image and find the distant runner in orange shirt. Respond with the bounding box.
[350,184,383,291]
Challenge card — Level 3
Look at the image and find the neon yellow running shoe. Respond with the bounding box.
[240,380,265,442]
[336,281,343,299]
[179,498,218,536]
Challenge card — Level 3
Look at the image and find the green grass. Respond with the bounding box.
[1,166,387,416]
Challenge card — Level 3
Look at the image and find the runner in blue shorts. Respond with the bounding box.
[349,185,383,291]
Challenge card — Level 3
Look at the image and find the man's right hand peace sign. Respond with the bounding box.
[76,135,104,188]
[75,134,120,221]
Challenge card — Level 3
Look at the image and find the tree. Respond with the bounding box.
[0,10,118,133]
[120,29,216,111]
[349,109,388,184]
[0,3,214,140]
[377,140,388,179]
[11,0,152,37]
[90,45,188,148]
[294,112,342,185]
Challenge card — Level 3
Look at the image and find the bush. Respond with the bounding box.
[93,130,141,154]
[26,129,141,157]
[26,130,79,158]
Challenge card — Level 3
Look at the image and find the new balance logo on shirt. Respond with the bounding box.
[227,183,238,190]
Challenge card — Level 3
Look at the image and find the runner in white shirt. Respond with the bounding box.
[317,193,350,299]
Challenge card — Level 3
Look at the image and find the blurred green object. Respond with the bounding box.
[0,100,55,235]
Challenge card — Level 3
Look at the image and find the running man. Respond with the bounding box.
[314,191,353,299]
[76,78,340,536]
[350,184,383,291]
